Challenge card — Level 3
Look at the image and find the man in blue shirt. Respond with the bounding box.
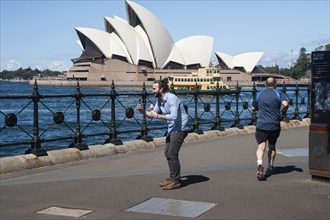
[137,79,191,190]
[252,77,289,181]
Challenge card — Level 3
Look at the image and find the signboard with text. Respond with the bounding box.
[311,50,330,124]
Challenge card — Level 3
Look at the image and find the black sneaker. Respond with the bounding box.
[257,165,266,181]
[265,166,273,176]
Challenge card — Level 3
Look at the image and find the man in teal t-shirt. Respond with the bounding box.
[252,77,289,181]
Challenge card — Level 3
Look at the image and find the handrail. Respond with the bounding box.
[0,80,310,157]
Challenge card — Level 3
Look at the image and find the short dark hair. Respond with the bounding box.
[154,79,169,92]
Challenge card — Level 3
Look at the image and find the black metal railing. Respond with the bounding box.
[0,80,310,157]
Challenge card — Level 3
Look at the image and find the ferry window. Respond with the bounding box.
[227,77,232,81]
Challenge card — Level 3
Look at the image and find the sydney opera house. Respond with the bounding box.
[66,0,263,83]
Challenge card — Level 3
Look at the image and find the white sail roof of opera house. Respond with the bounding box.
[74,0,214,69]
[104,16,154,66]
[165,36,214,68]
[215,51,264,73]
[75,27,132,63]
[125,0,174,68]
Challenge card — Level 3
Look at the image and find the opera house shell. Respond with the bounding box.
[66,0,263,83]
[67,0,214,82]
[215,52,264,73]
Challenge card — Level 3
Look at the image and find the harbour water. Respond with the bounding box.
[0,81,309,158]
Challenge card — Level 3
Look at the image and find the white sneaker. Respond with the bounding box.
[257,165,266,181]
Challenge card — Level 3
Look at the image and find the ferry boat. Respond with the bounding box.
[168,67,231,92]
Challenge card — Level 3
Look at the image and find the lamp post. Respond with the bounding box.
[290,49,293,69]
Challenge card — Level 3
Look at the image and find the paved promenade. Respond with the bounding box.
[1,125,329,220]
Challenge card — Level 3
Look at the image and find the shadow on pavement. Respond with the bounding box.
[180,175,210,187]
[265,165,304,179]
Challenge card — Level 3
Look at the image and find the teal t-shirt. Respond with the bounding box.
[253,88,288,130]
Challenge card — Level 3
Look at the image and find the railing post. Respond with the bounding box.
[139,82,153,142]
[305,82,311,118]
[105,80,123,145]
[293,82,302,120]
[281,81,289,122]
[69,81,88,150]
[251,81,257,125]
[25,80,48,156]
[193,82,203,134]
[213,80,224,131]
[233,81,243,129]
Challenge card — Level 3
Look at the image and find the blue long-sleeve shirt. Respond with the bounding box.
[153,93,190,135]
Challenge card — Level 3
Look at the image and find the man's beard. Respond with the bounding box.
[154,91,162,98]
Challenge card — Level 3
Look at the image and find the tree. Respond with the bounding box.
[326,44,330,50]
[0,68,62,80]
[279,68,291,76]
[290,47,311,79]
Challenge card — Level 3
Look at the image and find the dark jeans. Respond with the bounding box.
[165,131,188,183]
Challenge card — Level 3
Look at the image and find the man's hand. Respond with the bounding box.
[136,102,142,111]
[150,104,155,111]
[136,102,146,116]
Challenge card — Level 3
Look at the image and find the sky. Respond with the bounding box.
[1,0,329,72]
